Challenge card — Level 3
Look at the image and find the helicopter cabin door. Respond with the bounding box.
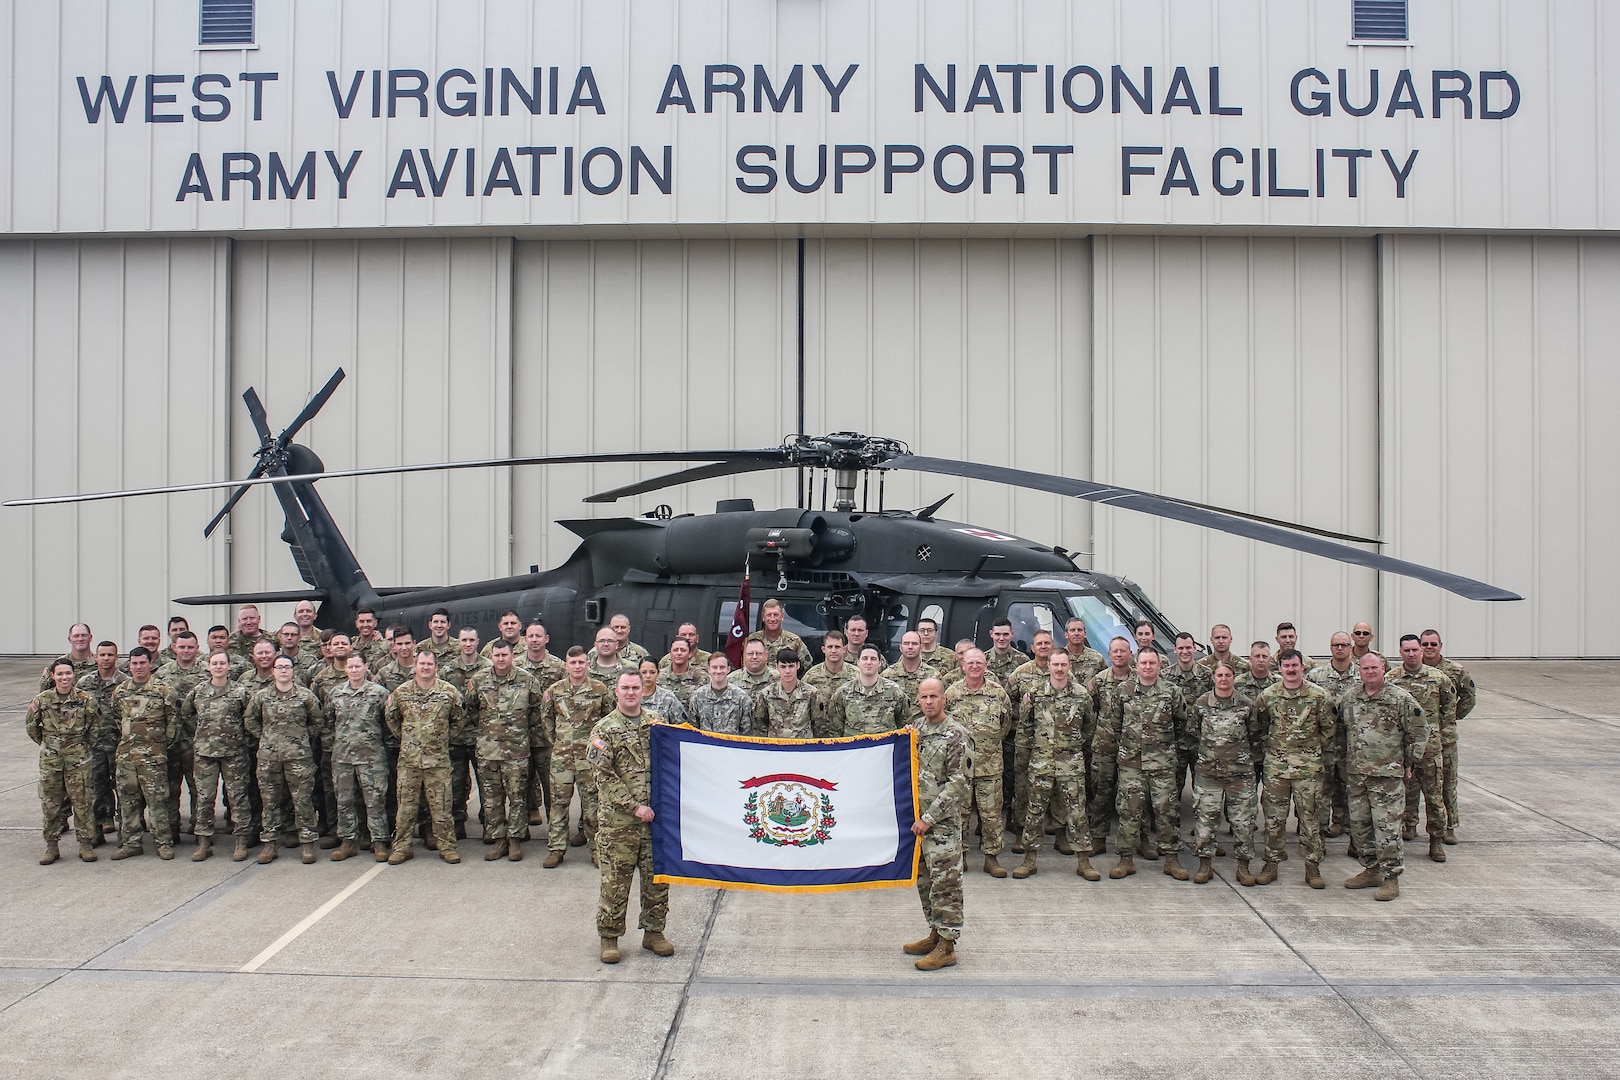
[987,594,1063,657]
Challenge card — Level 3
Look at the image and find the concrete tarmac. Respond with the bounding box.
[1,657,1616,1078]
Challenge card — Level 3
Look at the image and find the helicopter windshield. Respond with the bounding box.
[1065,593,1139,655]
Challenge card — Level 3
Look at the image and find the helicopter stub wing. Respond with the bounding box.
[886,455,1522,603]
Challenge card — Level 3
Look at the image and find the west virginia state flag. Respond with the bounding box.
[649,725,920,893]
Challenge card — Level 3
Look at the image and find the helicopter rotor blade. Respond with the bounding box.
[887,455,1522,602]
[582,458,792,503]
[202,459,268,538]
[242,386,274,446]
[275,368,346,450]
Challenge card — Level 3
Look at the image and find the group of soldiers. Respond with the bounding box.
[25,597,1475,972]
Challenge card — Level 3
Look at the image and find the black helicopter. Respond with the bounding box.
[7,369,1520,661]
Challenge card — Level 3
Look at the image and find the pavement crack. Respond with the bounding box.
[1459,776,1619,852]
[652,887,724,1080]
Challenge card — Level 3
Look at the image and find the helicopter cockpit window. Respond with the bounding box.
[885,603,910,652]
[1006,602,1056,655]
[919,603,945,628]
[1065,593,1137,655]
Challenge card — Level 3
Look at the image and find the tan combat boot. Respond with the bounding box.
[903,930,940,956]
[1304,861,1325,889]
[331,839,358,862]
[982,855,1007,878]
[1428,836,1446,863]
[1346,838,1359,859]
[191,837,213,862]
[1075,854,1102,881]
[79,838,98,862]
[1138,839,1160,861]
[1256,861,1279,885]
[543,849,564,869]
[600,937,621,964]
[1192,857,1214,884]
[1442,827,1458,845]
[110,844,143,861]
[387,846,412,865]
[914,938,957,971]
[508,838,523,861]
[157,844,175,861]
[1054,833,1074,856]
[372,842,389,862]
[257,842,278,864]
[1109,855,1137,879]
[232,836,250,861]
[1010,854,1038,879]
[1235,860,1256,887]
[1344,866,1384,889]
[300,843,317,864]
[1401,822,1417,842]
[484,839,507,861]
[40,840,60,865]
[1374,877,1399,901]
[1162,852,1190,881]
[319,834,340,850]
[642,931,675,956]
[440,848,461,864]
[569,829,587,848]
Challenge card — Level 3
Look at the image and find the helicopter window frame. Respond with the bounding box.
[1064,592,1146,655]
[1004,601,1058,656]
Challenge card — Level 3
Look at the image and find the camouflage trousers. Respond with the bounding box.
[1403,747,1447,836]
[91,745,117,827]
[394,763,455,856]
[548,749,598,851]
[1011,736,1032,828]
[1261,771,1324,864]
[477,758,529,841]
[1192,771,1257,861]
[192,754,253,837]
[258,756,318,845]
[1022,762,1090,853]
[1116,765,1181,857]
[1349,773,1406,878]
[38,752,93,842]
[1440,714,1460,830]
[596,817,668,938]
[116,751,172,850]
[917,819,964,941]
[529,745,552,828]
[1088,755,1118,853]
[960,775,1004,856]
[164,746,197,843]
[449,744,477,826]
[335,761,391,843]
[1318,734,1350,830]
[315,740,336,837]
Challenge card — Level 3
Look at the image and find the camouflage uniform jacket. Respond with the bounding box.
[916,717,972,827]
[227,630,267,660]
[514,651,566,690]
[236,669,276,699]
[743,629,810,667]
[540,677,613,757]
[1235,671,1280,700]
[307,662,350,712]
[829,677,909,738]
[352,635,391,672]
[27,688,98,765]
[1109,679,1192,772]
[1191,690,1262,780]
[657,666,706,710]
[154,660,208,751]
[644,686,689,728]
[986,647,1030,689]
[1339,684,1426,779]
[326,681,391,765]
[385,679,467,769]
[184,681,253,758]
[245,685,322,762]
[660,649,713,673]
[478,635,524,661]
[1025,680,1095,768]
[944,679,1013,778]
[1351,648,1390,671]
[1064,646,1107,684]
[76,668,129,751]
[753,681,817,740]
[589,658,640,686]
[1161,664,1214,707]
[1385,664,1455,760]
[803,661,857,734]
[1430,657,1477,720]
[371,660,414,695]
[297,634,326,673]
[587,709,659,825]
[727,667,778,698]
[112,677,179,753]
[1306,662,1361,706]
[1196,652,1250,678]
[588,640,650,667]
[440,655,492,749]
[1087,667,1132,730]
[1005,661,1052,734]
[40,654,96,693]
[689,683,755,736]
[881,661,939,724]
[466,667,544,762]
[1252,681,1338,779]
[424,638,459,666]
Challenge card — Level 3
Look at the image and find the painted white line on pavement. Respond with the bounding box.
[239,863,386,973]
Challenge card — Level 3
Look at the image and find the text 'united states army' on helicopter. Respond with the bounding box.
[6,369,1520,661]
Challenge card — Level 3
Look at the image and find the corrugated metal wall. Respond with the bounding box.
[0,238,230,652]
[1093,235,1380,653]
[1380,235,1620,657]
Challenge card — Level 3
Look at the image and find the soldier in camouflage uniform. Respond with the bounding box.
[182,651,255,862]
[689,654,755,736]
[803,630,858,737]
[1004,632,1055,845]
[588,670,673,964]
[39,623,97,692]
[1188,662,1263,885]
[327,655,393,862]
[514,623,566,830]
[1350,622,1388,670]
[1421,629,1475,845]
[881,632,938,726]
[656,639,706,711]
[1308,632,1360,837]
[593,613,651,667]
[1106,649,1194,880]
[915,618,953,679]
[1062,619,1107,683]
[423,609,459,666]
[743,598,811,667]
[1387,635,1455,862]
[235,640,279,837]
[351,608,392,673]
[827,646,907,737]
[1251,650,1338,888]
[1235,644,1279,700]
[306,630,355,843]
[28,659,100,864]
[904,678,970,971]
[1086,637,1135,856]
[468,641,544,861]
[1274,623,1317,671]
[108,649,177,861]
[205,625,250,679]
[659,623,713,673]
[154,631,206,846]
[540,647,613,866]
[118,627,165,676]
[985,620,1030,689]
[1340,653,1427,901]
[226,606,266,666]
[1195,624,1250,678]
[753,651,816,738]
[940,640,975,689]
[370,630,418,840]
[1011,652,1098,880]
[438,628,491,841]
[1162,633,1213,800]
[727,640,777,698]
[640,660,691,728]
[385,649,467,864]
[944,649,1013,877]
[77,642,128,843]
[246,656,324,864]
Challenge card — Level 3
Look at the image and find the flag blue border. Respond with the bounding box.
[649,724,918,891]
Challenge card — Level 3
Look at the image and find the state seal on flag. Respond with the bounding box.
[740,773,837,847]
